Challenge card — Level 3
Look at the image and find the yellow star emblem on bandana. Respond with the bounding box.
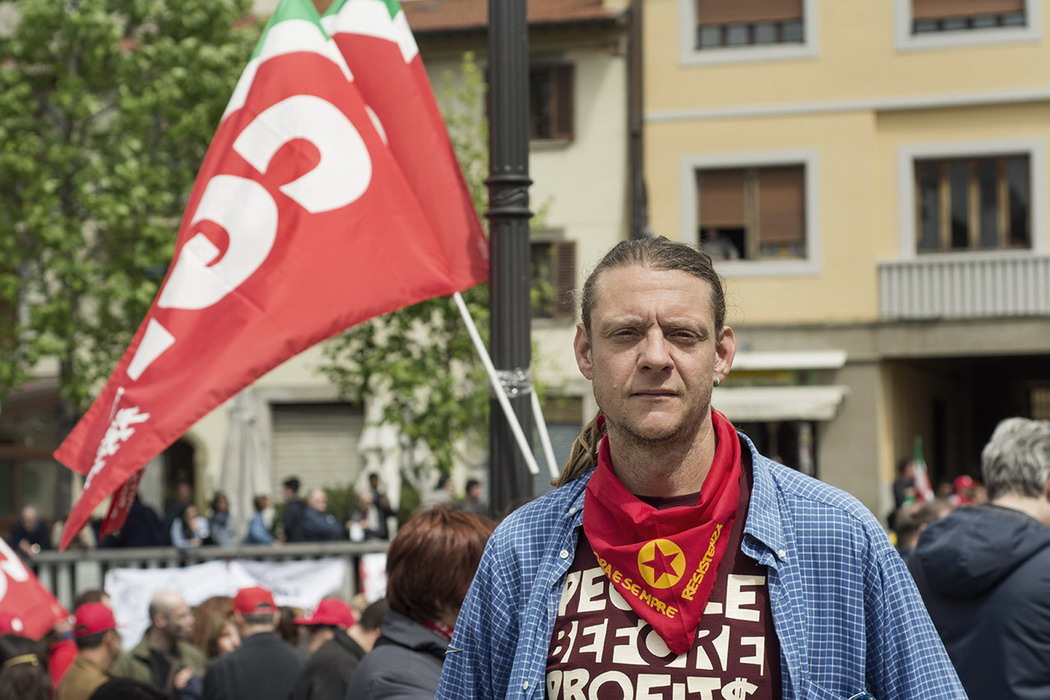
[637,538,686,589]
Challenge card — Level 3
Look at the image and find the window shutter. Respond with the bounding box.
[757,166,805,244]
[913,0,1023,21]
[271,403,364,492]
[552,240,576,319]
[551,64,574,140]
[697,0,803,26]
[698,169,747,229]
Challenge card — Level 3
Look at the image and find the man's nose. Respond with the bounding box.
[638,331,673,370]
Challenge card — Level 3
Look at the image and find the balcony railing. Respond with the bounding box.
[879,253,1050,319]
[32,541,389,610]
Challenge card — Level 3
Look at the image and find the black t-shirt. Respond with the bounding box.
[547,460,782,699]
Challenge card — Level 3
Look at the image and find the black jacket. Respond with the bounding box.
[343,611,447,699]
[907,503,1050,699]
[203,631,305,700]
[292,630,366,700]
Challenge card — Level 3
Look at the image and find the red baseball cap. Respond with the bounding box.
[74,603,117,638]
[232,586,277,615]
[294,598,355,629]
[954,475,976,490]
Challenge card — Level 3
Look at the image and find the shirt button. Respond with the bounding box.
[523,681,530,690]
[568,507,577,515]
[559,550,569,559]
[778,549,787,558]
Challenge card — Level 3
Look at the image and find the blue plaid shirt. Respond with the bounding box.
[437,433,967,699]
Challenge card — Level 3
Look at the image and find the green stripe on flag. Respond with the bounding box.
[252,0,328,60]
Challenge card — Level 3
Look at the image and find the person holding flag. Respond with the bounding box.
[437,237,966,700]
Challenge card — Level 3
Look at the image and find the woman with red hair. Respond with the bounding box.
[345,506,495,698]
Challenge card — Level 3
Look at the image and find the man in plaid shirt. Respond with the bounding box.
[437,237,965,700]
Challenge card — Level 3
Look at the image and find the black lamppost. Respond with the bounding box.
[487,0,534,515]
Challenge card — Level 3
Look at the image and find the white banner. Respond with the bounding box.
[105,557,347,650]
[358,552,388,603]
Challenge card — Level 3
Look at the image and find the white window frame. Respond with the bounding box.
[894,0,1040,52]
[681,149,822,277]
[896,138,1046,259]
[679,0,819,67]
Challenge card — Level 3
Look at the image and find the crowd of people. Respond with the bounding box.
[8,472,491,558]
[6,238,1050,699]
[0,506,495,700]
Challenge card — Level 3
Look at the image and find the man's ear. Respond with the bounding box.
[573,324,594,380]
[714,325,736,383]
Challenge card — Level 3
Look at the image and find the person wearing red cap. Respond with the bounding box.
[948,474,981,507]
[201,585,305,700]
[55,602,121,700]
[289,598,362,700]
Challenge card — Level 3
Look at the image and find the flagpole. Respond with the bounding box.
[487,0,534,514]
[452,293,541,476]
[531,391,560,479]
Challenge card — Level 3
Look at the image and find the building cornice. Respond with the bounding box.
[646,86,1050,123]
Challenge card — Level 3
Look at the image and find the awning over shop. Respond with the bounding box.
[712,385,849,422]
[731,350,847,371]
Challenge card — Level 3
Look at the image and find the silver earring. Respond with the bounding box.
[713,378,721,387]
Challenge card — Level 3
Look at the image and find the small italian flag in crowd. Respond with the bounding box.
[912,436,935,502]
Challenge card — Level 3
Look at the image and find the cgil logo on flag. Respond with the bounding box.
[54,0,488,548]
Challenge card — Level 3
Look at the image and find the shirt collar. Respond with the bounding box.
[738,432,789,564]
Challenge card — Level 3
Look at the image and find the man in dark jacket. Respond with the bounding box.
[203,586,305,700]
[299,489,345,542]
[908,417,1050,699]
[281,477,306,542]
[342,609,447,699]
[291,598,364,700]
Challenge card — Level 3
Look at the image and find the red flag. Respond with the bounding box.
[0,537,68,639]
[54,0,487,548]
[323,0,488,291]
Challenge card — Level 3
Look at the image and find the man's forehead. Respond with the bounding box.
[590,265,715,319]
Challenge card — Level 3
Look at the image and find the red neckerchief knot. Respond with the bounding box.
[582,409,742,655]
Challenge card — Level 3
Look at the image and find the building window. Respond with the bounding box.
[529,64,573,141]
[696,165,806,261]
[912,0,1026,34]
[914,154,1030,253]
[530,239,576,320]
[695,0,804,49]
[271,402,364,493]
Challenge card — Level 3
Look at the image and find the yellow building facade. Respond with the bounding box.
[644,0,1050,516]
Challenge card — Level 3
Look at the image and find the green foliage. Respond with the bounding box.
[0,0,261,409]
[397,480,421,524]
[322,483,358,523]
[319,52,491,477]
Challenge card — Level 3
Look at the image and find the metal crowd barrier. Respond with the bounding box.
[31,540,390,609]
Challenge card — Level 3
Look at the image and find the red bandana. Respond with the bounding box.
[582,410,742,655]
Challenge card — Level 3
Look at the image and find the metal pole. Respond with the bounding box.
[487,0,533,516]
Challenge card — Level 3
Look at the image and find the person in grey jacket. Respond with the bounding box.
[908,417,1050,699]
[345,508,494,699]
